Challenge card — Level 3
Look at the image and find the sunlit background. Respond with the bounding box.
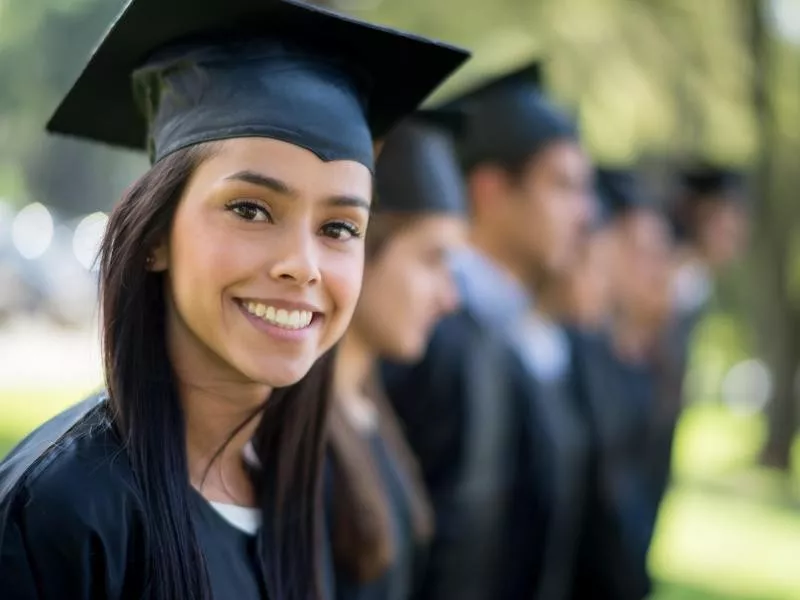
[3,1,800,598]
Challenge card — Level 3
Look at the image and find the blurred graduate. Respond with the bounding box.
[326,111,467,600]
[651,163,751,517]
[546,167,674,599]
[381,61,596,600]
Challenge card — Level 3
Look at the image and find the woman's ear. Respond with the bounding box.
[147,240,169,272]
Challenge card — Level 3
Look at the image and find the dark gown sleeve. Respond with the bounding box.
[568,331,652,600]
[0,401,146,600]
[1,487,138,599]
[383,312,547,600]
[645,309,699,514]
[380,311,473,496]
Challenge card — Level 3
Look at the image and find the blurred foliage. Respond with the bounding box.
[328,0,765,165]
[0,0,143,213]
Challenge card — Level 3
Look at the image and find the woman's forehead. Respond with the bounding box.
[191,138,373,197]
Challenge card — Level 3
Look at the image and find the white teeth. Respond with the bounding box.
[244,302,313,330]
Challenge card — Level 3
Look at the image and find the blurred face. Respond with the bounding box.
[154,137,372,388]
[613,209,673,326]
[696,199,749,269]
[503,140,594,280]
[353,214,465,361]
[560,230,614,327]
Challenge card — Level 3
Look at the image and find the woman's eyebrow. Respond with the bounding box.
[225,170,296,197]
[226,169,371,211]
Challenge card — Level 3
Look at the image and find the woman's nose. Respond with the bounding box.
[268,228,321,286]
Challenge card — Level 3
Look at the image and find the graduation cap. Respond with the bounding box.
[374,109,466,215]
[679,163,746,200]
[46,0,470,169]
[439,61,578,172]
[595,167,651,222]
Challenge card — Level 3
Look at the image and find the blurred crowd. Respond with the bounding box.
[360,63,751,600]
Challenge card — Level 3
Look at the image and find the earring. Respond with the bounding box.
[145,256,154,268]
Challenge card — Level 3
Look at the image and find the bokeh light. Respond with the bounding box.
[721,359,773,416]
[11,203,54,260]
[72,211,108,271]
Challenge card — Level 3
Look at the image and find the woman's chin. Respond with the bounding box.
[242,358,316,389]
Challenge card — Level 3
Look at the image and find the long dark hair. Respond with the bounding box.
[328,212,434,582]
[99,144,333,599]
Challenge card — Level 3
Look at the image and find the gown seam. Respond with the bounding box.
[14,403,112,503]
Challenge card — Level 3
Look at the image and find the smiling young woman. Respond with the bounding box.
[0,1,468,599]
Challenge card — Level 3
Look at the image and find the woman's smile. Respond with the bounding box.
[235,297,324,342]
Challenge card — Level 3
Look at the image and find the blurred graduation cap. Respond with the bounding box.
[669,162,748,241]
[438,60,578,172]
[374,109,466,214]
[595,167,652,223]
[46,0,470,168]
[679,163,747,201]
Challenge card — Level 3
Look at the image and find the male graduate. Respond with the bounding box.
[649,163,750,517]
[381,62,594,600]
[669,163,749,335]
[560,167,674,600]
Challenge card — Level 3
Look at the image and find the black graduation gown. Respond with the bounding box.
[381,309,551,600]
[568,331,655,600]
[508,320,597,600]
[646,306,704,516]
[333,432,415,600]
[527,370,589,600]
[0,393,325,600]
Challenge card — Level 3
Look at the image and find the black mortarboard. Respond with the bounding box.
[679,163,746,200]
[374,109,466,215]
[440,61,578,172]
[46,0,469,169]
[595,167,651,222]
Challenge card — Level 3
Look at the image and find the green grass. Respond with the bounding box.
[652,581,776,600]
[672,403,766,479]
[0,385,101,455]
[2,387,800,600]
[646,402,800,600]
[650,487,800,599]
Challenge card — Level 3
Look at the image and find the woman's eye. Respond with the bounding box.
[226,200,271,222]
[321,221,362,241]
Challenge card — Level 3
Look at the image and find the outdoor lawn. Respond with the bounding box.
[1,384,798,600]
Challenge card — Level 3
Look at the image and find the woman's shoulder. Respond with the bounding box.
[0,393,148,598]
[0,392,142,532]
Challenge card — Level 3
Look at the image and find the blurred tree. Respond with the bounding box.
[0,0,143,216]
[747,0,800,472]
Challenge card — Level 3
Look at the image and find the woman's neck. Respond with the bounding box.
[180,384,267,506]
[167,308,271,507]
[334,329,382,432]
[334,329,375,400]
